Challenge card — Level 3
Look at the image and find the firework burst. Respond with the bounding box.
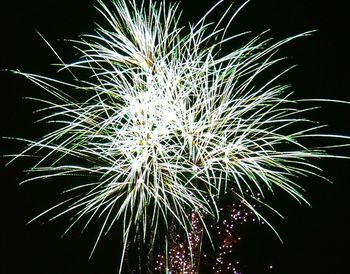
[5,0,349,272]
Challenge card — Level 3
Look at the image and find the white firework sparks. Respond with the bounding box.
[6,0,349,272]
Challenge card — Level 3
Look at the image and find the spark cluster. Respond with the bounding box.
[154,196,270,273]
[154,211,203,273]
[199,198,258,274]
[210,203,256,273]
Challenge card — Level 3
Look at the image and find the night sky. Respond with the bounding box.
[1,1,349,273]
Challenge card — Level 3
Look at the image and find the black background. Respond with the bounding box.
[1,0,349,273]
